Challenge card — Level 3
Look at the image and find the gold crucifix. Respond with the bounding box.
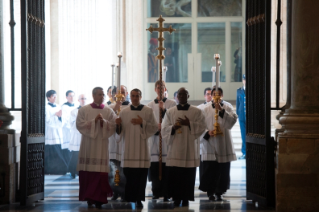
[146,15,176,181]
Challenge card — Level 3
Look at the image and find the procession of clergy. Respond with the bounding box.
[44,81,237,209]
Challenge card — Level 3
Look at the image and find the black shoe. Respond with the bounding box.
[152,196,159,200]
[70,173,76,179]
[174,200,181,206]
[120,198,126,202]
[95,202,103,209]
[87,201,93,206]
[215,194,223,201]
[136,201,143,208]
[111,193,119,200]
[238,154,246,159]
[182,200,189,206]
[163,196,169,202]
[209,195,216,201]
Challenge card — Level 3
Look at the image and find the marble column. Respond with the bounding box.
[277,0,319,211]
[0,0,14,131]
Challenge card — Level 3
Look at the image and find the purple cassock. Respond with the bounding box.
[77,102,116,204]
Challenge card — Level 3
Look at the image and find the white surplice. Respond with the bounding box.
[162,105,206,167]
[200,101,237,163]
[118,105,158,168]
[68,107,82,151]
[61,103,76,149]
[197,102,211,155]
[76,104,117,173]
[45,103,63,145]
[147,98,176,162]
[108,103,131,161]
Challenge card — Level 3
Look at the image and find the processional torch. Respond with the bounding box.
[110,64,116,103]
[115,53,125,114]
[212,54,223,136]
[146,15,176,181]
[114,53,124,187]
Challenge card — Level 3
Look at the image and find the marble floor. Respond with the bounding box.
[0,158,275,211]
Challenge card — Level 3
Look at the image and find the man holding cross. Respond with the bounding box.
[147,80,176,201]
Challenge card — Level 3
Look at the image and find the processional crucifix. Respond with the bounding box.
[146,15,176,180]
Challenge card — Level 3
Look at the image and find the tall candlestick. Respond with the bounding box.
[211,66,216,87]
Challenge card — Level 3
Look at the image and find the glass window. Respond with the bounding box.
[198,23,226,82]
[147,0,192,18]
[147,23,191,83]
[231,22,243,82]
[197,0,242,17]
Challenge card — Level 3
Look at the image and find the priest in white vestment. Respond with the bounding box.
[199,87,237,201]
[68,94,87,178]
[76,87,117,208]
[147,80,176,201]
[162,88,206,207]
[45,90,67,174]
[116,88,158,208]
[61,90,76,169]
[108,85,130,201]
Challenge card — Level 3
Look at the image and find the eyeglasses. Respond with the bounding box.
[80,98,86,100]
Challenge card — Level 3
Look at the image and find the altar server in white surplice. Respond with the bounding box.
[197,87,213,184]
[162,87,206,207]
[147,80,176,201]
[108,85,130,201]
[61,90,76,168]
[45,90,68,175]
[115,88,158,208]
[76,87,117,209]
[68,94,87,178]
[199,86,237,202]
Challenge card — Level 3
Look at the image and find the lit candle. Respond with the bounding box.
[214,54,220,89]
[111,64,115,92]
[162,66,168,82]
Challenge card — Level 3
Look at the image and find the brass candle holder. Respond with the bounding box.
[176,122,182,134]
[114,169,120,186]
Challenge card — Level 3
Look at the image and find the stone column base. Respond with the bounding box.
[276,134,319,211]
[0,132,20,204]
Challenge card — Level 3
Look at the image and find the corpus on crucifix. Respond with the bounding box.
[212,54,223,136]
[146,15,176,181]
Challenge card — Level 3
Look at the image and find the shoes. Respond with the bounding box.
[120,198,126,202]
[182,200,189,206]
[163,196,169,202]
[136,201,143,208]
[152,196,159,200]
[238,155,246,159]
[111,193,119,200]
[87,201,93,206]
[95,202,103,209]
[209,195,216,201]
[215,194,223,201]
[174,200,181,206]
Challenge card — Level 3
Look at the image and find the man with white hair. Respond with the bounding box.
[68,94,87,178]
[76,87,117,208]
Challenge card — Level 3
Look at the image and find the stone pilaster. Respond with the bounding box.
[0,0,14,130]
[277,0,319,211]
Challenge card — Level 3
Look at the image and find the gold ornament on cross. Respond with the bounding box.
[146,15,176,181]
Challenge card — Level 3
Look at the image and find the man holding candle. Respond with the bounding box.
[76,87,117,208]
[147,80,176,201]
[199,86,237,201]
[115,88,158,208]
[108,85,130,201]
[162,87,206,207]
